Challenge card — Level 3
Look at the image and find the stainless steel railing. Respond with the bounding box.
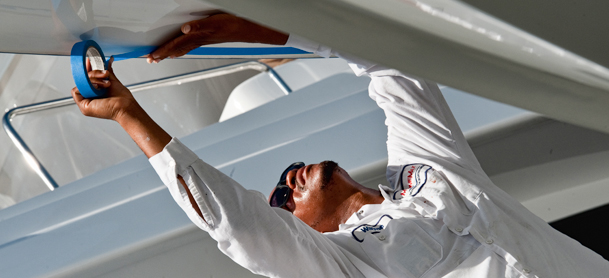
[2,61,291,191]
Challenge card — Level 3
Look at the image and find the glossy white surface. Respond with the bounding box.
[468,116,609,222]
[460,1,609,70]
[0,0,314,58]
[206,0,609,135]
[4,0,609,130]
[0,0,208,55]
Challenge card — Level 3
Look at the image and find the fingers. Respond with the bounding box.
[107,56,114,72]
[146,54,157,64]
[86,57,91,72]
[259,58,295,68]
[147,34,203,63]
[105,56,124,85]
[148,14,239,63]
[181,16,219,34]
[71,87,92,116]
[87,69,109,79]
[104,59,125,88]
[181,23,192,34]
[87,70,111,89]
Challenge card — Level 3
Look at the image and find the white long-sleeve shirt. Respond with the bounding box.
[149,36,609,277]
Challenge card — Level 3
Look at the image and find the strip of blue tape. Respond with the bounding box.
[111,46,310,61]
[72,40,312,98]
[71,40,108,99]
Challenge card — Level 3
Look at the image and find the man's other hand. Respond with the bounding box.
[147,13,289,63]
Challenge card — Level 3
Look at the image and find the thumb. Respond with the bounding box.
[181,17,214,34]
[181,14,233,34]
[106,56,115,73]
[106,57,122,84]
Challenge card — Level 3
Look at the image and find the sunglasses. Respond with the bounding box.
[269,162,305,208]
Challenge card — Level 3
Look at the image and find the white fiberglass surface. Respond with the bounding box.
[0,54,13,77]
[206,0,609,135]
[4,0,609,88]
[342,0,609,91]
[0,0,213,55]
[0,0,314,59]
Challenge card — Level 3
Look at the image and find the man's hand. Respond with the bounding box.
[147,13,289,63]
[71,58,171,158]
[71,57,140,122]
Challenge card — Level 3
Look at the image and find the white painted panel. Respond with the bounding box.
[0,53,13,77]
[0,0,312,58]
[206,0,609,135]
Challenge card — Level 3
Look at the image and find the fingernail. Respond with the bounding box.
[103,80,109,83]
[93,84,99,89]
[102,70,107,74]
[154,59,160,64]
[169,55,175,59]
[152,54,160,59]
[183,24,191,34]
[147,57,153,64]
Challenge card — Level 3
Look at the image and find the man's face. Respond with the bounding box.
[269,161,347,232]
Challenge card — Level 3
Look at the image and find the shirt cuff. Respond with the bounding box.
[149,138,198,179]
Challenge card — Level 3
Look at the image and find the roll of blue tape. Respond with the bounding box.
[71,40,108,98]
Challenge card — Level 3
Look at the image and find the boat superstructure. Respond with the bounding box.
[0,0,609,276]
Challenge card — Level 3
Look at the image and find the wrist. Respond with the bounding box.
[114,100,145,126]
[114,101,172,158]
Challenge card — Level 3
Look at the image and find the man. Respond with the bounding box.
[73,13,608,277]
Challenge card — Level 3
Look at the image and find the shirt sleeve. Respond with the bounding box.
[286,34,485,186]
[149,138,363,278]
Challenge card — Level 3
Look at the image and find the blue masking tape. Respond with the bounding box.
[187,47,310,56]
[110,46,311,61]
[71,40,313,98]
[71,40,108,98]
[111,46,156,61]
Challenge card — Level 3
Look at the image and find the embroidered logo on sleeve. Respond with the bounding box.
[351,215,393,242]
[395,164,432,199]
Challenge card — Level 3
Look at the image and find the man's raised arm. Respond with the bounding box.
[70,58,171,158]
[70,59,210,219]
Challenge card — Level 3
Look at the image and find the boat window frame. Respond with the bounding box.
[2,61,291,190]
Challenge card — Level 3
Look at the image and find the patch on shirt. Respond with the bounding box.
[394,164,432,199]
[351,215,393,242]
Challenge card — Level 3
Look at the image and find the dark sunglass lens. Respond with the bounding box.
[270,186,291,207]
[270,162,304,208]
